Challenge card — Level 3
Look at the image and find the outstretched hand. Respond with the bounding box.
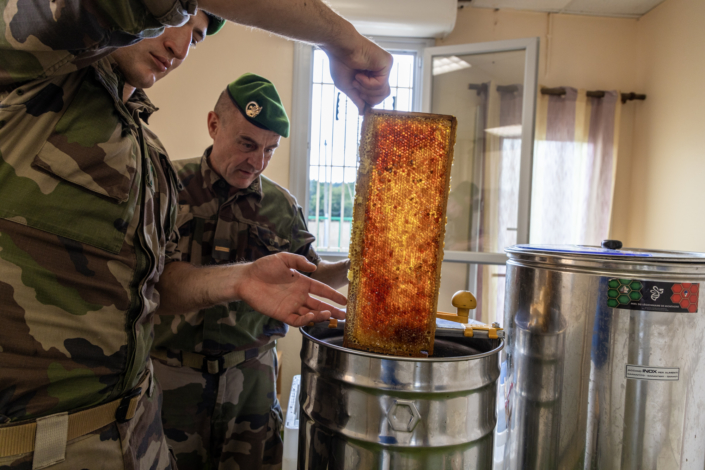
[323,37,393,114]
[235,252,347,327]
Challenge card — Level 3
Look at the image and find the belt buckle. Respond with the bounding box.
[204,356,224,374]
[116,387,142,423]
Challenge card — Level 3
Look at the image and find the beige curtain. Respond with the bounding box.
[477,85,523,324]
[531,88,622,245]
[476,87,622,323]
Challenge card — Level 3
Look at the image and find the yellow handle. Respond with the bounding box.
[436,311,469,323]
[435,291,503,339]
[435,290,477,324]
[463,324,502,339]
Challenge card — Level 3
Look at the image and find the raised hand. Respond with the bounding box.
[323,37,393,113]
[235,252,347,327]
[199,0,393,113]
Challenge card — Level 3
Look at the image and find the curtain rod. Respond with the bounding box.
[468,83,646,104]
[541,87,646,104]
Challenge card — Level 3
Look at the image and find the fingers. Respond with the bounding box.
[277,252,317,273]
[360,91,389,109]
[303,296,346,320]
[349,92,366,115]
[330,308,346,320]
[298,306,333,323]
[351,39,393,77]
[352,75,390,109]
[354,72,388,88]
[338,79,365,113]
[282,298,347,327]
[285,308,330,327]
[325,48,390,113]
[285,311,315,327]
[308,278,347,306]
[354,80,390,100]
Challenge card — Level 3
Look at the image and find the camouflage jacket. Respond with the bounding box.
[0,0,196,423]
[153,150,321,356]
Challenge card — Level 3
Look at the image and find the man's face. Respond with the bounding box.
[207,106,281,189]
[111,11,209,89]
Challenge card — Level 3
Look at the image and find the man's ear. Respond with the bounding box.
[207,111,219,140]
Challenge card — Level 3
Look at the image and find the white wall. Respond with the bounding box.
[438,8,639,91]
[628,0,705,251]
[438,8,641,244]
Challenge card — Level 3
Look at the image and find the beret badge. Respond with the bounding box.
[246,101,263,118]
[226,73,289,137]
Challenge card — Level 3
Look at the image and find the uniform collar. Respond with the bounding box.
[94,56,159,125]
[201,146,263,202]
[126,89,159,124]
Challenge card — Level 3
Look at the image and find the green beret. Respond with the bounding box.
[226,73,290,138]
[204,12,225,36]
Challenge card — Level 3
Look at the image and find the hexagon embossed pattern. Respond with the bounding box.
[387,399,421,433]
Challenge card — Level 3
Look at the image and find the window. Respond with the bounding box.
[290,39,433,255]
[290,38,539,325]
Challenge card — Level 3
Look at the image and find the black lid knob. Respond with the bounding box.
[601,239,623,250]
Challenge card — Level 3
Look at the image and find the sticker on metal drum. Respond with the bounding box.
[606,279,699,313]
[626,365,680,381]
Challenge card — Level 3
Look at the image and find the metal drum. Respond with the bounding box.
[502,244,705,470]
[298,321,503,470]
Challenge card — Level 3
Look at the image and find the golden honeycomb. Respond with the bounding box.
[343,109,457,357]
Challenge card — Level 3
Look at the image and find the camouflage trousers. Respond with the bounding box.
[0,370,175,470]
[153,347,283,470]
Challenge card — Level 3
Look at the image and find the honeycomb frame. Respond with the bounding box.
[343,109,457,357]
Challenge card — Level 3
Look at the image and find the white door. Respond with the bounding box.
[422,38,539,323]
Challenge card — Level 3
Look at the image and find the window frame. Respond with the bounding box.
[289,37,434,259]
[423,38,539,323]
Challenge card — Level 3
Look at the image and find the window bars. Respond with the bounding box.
[308,49,417,252]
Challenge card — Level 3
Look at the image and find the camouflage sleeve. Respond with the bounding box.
[165,206,194,263]
[290,207,321,266]
[0,0,197,86]
[306,244,322,266]
[164,226,182,263]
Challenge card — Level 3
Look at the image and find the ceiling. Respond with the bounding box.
[462,0,667,18]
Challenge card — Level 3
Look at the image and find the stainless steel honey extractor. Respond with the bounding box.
[297,323,503,470]
[501,245,705,470]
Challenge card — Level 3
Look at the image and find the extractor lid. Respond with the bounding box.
[507,241,705,263]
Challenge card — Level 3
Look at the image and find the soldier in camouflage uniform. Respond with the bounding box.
[0,4,220,469]
[151,75,350,470]
[0,1,391,468]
